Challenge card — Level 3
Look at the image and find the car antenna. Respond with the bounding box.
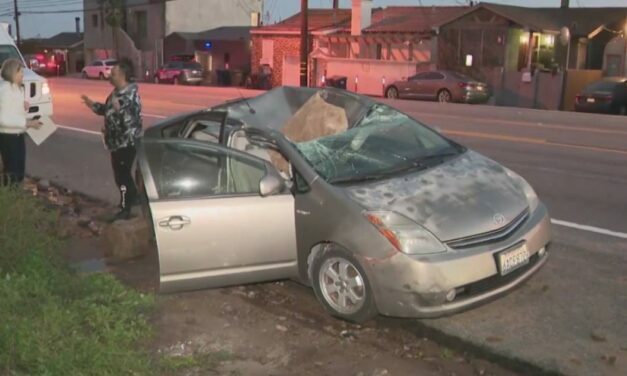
[237,87,256,114]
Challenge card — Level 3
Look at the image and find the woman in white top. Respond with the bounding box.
[0,58,42,185]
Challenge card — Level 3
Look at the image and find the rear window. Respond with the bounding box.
[183,62,202,70]
[585,81,618,92]
[105,61,118,66]
[449,71,474,81]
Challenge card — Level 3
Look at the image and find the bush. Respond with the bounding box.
[0,187,155,375]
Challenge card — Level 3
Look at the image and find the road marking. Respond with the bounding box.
[57,125,101,136]
[551,219,627,240]
[443,130,627,156]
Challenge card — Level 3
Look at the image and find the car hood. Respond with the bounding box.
[23,68,45,82]
[345,151,529,242]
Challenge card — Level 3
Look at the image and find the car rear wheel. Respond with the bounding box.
[437,89,452,103]
[99,72,105,80]
[386,86,399,99]
[173,76,180,85]
[311,247,377,323]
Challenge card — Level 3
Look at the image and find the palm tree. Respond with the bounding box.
[98,0,125,59]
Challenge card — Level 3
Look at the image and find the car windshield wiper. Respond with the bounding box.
[328,172,390,185]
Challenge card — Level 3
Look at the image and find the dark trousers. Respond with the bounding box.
[0,133,26,186]
[111,145,138,211]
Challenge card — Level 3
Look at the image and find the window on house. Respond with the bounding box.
[135,11,148,39]
[92,14,98,28]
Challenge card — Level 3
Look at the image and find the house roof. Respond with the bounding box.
[170,26,252,41]
[39,32,83,49]
[437,2,627,36]
[362,6,467,33]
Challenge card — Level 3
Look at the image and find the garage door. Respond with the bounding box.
[282,55,300,87]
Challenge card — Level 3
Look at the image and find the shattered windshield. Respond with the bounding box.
[295,104,463,184]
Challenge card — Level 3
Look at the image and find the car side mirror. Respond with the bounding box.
[259,174,284,197]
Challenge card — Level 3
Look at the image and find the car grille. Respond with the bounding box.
[446,208,530,249]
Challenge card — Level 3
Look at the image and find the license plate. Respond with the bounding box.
[586,98,595,103]
[498,244,529,276]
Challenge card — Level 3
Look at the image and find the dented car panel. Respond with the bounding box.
[141,86,552,320]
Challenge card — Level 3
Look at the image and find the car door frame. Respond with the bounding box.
[137,138,299,293]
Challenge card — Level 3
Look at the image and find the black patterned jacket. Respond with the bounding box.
[91,83,142,151]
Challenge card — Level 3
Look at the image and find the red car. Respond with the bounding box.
[153,61,203,85]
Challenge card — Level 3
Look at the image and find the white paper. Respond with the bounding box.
[26,116,57,146]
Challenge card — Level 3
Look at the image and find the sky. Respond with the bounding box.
[0,0,625,39]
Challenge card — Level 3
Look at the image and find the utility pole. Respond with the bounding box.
[300,0,308,87]
[333,0,339,9]
[13,0,21,46]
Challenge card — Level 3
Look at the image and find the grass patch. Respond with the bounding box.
[0,187,155,375]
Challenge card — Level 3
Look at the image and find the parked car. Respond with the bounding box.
[81,59,117,80]
[385,70,490,104]
[153,61,203,85]
[138,87,551,323]
[574,77,627,115]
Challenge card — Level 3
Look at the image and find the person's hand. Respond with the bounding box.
[81,95,94,108]
[27,119,43,130]
[24,101,30,112]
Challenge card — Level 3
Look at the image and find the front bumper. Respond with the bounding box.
[368,204,551,318]
[462,90,491,104]
[183,77,203,84]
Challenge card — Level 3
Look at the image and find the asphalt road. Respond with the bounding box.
[27,78,627,375]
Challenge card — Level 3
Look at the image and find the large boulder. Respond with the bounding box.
[103,216,152,261]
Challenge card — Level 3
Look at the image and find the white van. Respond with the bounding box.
[0,23,52,119]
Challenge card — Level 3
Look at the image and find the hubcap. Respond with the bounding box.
[388,89,397,98]
[439,91,450,102]
[319,257,366,315]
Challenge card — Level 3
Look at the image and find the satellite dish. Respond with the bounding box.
[559,26,571,46]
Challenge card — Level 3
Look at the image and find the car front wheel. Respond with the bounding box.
[311,247,377,323]
[437,89,452,103]
[386,86,399,99]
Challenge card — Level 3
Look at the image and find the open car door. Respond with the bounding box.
[137,138,298,293]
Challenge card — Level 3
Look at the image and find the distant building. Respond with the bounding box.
[83,0,262,79]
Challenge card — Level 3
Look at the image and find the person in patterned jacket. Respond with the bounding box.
[81,59,142,221]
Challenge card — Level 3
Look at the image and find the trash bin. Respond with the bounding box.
[326,75,347,90]
[216,70,232,86]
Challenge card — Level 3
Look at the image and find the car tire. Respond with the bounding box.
[311,246,378,323]
[386,86,399,99]
[82,71,88,79]
[99,72,105,80]
[437,89,452,103]
[173,76,180,85]
[154,76,160,84]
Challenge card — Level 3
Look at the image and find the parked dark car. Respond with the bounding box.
[385,70,490,104]
[154,61,203,85]
[574,78,627,115]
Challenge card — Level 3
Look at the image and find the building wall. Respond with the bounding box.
[251,34,302,88]
[165,0,261,36]
[125,1,165,51]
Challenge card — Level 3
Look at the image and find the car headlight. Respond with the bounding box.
[42,82,50,96]
[364,211,446,255]
[505,168,539,212]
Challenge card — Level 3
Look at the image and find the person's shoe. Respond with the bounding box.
[107,209,132,223]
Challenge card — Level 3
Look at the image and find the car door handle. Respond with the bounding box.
[158,216,191,230]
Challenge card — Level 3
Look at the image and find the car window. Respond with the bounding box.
[424,72,445,80]
[93,61,103,66]
[410,72,430,81]
[145,141,267,199]
[295,104,462,184]
[188,120,221,142]
[105,61,117,66]
[585,81,618,92]
[0,46,24,67]
[183,62,202,70]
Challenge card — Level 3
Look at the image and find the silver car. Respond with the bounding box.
[138,87,551,322]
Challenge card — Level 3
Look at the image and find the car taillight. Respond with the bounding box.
[458,82,468,88]
[575,95,582,103]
